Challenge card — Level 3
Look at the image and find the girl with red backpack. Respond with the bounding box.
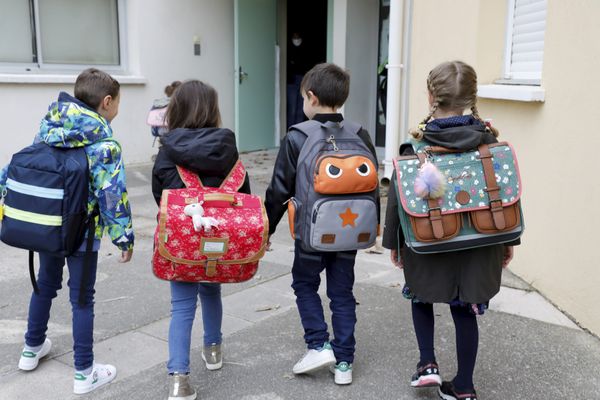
[152,80,250,400]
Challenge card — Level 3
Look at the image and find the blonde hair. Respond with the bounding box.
[410,61,499,139]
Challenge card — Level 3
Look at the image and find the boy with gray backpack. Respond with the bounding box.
[265,63,379,385]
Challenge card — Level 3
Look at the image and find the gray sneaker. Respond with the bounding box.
[201,343,222,371]
[168,373,196,400]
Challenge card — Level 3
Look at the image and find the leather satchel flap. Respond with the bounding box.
[393,142,522,218]
[471,202,521,234]
[410,213,461,242]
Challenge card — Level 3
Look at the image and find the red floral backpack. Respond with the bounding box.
[152,160,268,283]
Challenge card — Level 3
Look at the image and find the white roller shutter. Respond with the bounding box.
[504,0,547,84]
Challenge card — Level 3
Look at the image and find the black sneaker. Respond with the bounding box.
[438,381,478,400]
[410,361,441,388]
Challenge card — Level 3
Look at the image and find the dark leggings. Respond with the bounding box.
[411,301,479,392]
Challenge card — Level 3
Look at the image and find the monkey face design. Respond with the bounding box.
[314,155,378,194]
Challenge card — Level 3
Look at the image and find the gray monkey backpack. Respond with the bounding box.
[287,120,379,252]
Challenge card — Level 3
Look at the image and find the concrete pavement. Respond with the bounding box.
[0,149,598,400]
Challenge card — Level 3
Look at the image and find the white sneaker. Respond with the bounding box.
[73,363,117,394]
[18,338,52,371]
[329,361,353,385]
[292,342,336,374]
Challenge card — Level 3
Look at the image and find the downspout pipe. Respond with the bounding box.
[383,0,413,181]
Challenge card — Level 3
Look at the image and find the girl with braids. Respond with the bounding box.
[382,61,517,400]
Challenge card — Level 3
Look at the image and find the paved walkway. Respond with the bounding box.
[0,150,598,399]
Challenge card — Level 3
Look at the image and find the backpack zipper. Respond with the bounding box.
[326,135,339,151]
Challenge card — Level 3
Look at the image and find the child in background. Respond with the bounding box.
[148,81,181,142]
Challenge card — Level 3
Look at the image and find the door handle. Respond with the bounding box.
[239,66,249,84]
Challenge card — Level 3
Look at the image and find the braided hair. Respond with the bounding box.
[410,61,499,139]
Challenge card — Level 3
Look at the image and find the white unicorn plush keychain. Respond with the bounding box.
[184,201,220,232]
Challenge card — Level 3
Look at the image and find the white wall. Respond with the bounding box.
[344,0,379,139]
[0,0,235,166]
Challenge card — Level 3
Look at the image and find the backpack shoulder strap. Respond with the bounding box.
[219,159,246,192]
[288,120,322,137]
[339,120,362,136]
[176,166,204,189]
[176,159,246,192]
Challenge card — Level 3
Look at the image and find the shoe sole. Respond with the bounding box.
[168,394,197,400]
[201,353,223,371]
[293,356,336,374]
[73,370,117,394]
[334,375,353,385]
[437,388,457,400]
[18,340,52,371]
[411,374,442,387]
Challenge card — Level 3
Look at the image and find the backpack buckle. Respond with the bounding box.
[205,259,217,277]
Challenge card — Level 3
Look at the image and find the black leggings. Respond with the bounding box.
[411,301,479,392]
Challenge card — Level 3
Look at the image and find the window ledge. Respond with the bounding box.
[477,84,545,102]
[0,73,147,85]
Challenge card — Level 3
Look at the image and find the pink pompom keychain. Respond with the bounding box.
[414,160,446,199]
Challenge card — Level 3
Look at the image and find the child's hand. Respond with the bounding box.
[390,249,403,269]
[502,246,513,268]
[119,249,133,263]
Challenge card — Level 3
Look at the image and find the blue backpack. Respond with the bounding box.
[0,142,96,303]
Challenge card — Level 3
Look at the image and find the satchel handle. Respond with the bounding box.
[203,193,241,206]
[422,146,463,154]
[423,142,508,155]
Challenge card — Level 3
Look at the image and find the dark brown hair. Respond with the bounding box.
[166,80,221,131]
[164,81,182,97]
[300,63,350,108]
[74,68,120,110]
[411,60,499,139]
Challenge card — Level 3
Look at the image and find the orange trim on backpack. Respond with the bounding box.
[287,200,296,239]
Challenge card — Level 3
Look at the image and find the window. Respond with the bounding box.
[502,0,547,85]
[0,0,125,72]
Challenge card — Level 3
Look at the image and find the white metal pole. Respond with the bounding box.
[382,0,404,181]
[399,0,413,148]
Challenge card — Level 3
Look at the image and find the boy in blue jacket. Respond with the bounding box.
[0,68,134,394]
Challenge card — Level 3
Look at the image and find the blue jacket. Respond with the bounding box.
[0,92,134,251]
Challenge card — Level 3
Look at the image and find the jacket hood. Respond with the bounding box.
[37,92,113,148]
[160,127,239,176]
[421,115,496,150]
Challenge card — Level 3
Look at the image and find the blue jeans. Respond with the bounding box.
[25,251,98,371]
[167,281,223,374]
[291,242,357,363]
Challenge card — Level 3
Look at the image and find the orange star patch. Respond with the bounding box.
[339,208,358,227]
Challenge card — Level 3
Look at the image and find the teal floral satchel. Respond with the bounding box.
[392,141,523,253]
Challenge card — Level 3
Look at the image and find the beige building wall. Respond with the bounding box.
[0,0,235,166]
[405,0,600,335]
